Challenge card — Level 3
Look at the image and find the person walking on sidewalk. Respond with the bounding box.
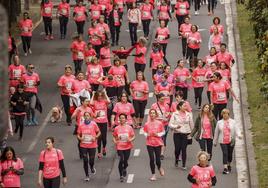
[143,109,165,181]
[213,109,242,174]
[113,113,135,182]
[41,0,54,40]
[57,0,70,39]
[38,137,67,188]
[19,12,33,56]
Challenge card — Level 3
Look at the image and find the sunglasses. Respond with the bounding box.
[29,67,34,69]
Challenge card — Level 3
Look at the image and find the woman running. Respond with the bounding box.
[72,72,91,94]
[213,109,242,174]
[19,12,33,56]
[0,147,24,188]
[41,0,54,40]
[179,16,192,58]
[140,0,154,39]
[8,55,26,88]
[100,41,112,75]
[170,91,192,113]
[150,42,164,77]
[203,47,217,68]
[186,25,202,64]
[169,101,194,169]
[38,137,67,188]
[109,4,123,46]
[127,2,142,45]
[113,113,135,182]
[84,42,97,66]
[130,71,149,128]
[174,0,190,35]
[187,151,217,187]
[86,57,103,92]
[209,17,224,35]
[73,0,88,35]
[157,0,172,27]
[208,27,223,51]
[57,0,70,39]
[90,90,110,159]
[133,37,147,73]
[77,112,100,181]
[191,104,217,160]
[143,109,165,181]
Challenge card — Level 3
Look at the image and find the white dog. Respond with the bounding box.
[50,106,63,123]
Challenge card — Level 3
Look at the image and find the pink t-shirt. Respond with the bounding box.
[100,47,111,68]
[209,24,224,35]
[84,48,97,64]
[151,102,170,125]
[134,45,147,64]
[170,101,192,112]
[180,23,192,38]
[208,80,230,104]
[223,120,231,144]
[8,65,26,87]
[77,121,100,148]
[57,74,75,95]
[71,40,86,60]
[211,34,223,51]
[108,65,127,86]
[113,10,121,26]
[188,32,202,49]
[74,6,87,22]
[175,1,189,16]
[19,19,33,37]
[42,2,53,17]
[218,69,231,84]
[130,80,149,101]
[192,67,207,88]
[140,4,153,20]
[88,27,102,46]
[204,54,217,67]
[0,158,24,187]
[39,148,64,179]
[155,82,172,101]
[113,102,135,126]
[144,120,164,146]
[113,125,135,150]
[58,2,70,17]
[173,67,190,87]
[202,115,212,139]
[216,52,234,67]
[114,0,124,12]
[91,100,109,123]
[21,73,40,93]
[96,23,110,41]
[156,27,170,44]
[189,165,215,188]
[73,106,94,126]
[158,5,170,20]
[72,79,91,93]
[90,4,102,20]
[86,64,103,84]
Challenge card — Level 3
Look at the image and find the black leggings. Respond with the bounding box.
[21,36,31,53]
[97,123,107,153]
[199,138,213,160]
[173,133,188,167]
[103,66,111,76]
[194,0,201,11]
[75,21,85,35]
[43,16,52,36]
[142,19,151,37]
[181,38,187,57]
[133,100,147,118]
[134,63,146,73]
[220,143,234,165]
[175,86,188,100]
[208,0,216,12]
[207,91,211,104]
[194,87,204,107]
[176,15,186,34]
[159,43,169,65]
[116,86,125,97]
[147,146,161,174]
[61,95,71,123]
[43,176,60,188]
[81,147,96,176]
[14,115,25,138]
[91,84,99,91]
[117,149,131,176]
[186,47,200,61]
[213,103,227,120]
[73,60,83,75]
[94,45,102,58]
[59,16,69,36]
[129,22,138,45]
[110,25,121,43]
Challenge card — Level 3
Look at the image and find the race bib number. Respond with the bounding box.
[217,92,226,101]
[13,69,21,78]
[82,134,93,144]
[26,80,35,88]
[77,11,83,17]
[86,56,93,63]
[135,91,144,98]
[77,51,84,59]
[159,12,167,18]
[44,7,52,14]
[119,133,129,142]
[100,5,106,10]
[92,11,100,17]
[178,76,186,82]
[23,27,29,32]
[158,35,165,41]
[197,76,205,82]
[61,9,67,15]
[143,11,149,17]
[97,110,105,117]
[65,82,72,90]
[90,68,99,76]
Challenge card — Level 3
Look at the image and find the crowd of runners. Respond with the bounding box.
[0,0,243,187]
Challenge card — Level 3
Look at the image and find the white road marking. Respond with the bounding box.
[22,109,53,162]
[198,29,207,32]
[133,149,141,157]
[125,29,142,33]
[127,174,135,183]
[149,92,154,98]
[139,128,144,135]
[145,109,149,115]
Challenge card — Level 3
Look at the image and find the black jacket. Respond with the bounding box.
[10,92,29,113]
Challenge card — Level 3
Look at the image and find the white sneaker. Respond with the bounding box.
[84,176,90,181]
[28,49,32,54]
[24,53,28,56]
[195,11,199,15]
[91,168,96,175]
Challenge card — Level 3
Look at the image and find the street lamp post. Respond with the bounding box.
[0,5,8,140]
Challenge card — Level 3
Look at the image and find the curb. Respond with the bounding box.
[230,1,259,188]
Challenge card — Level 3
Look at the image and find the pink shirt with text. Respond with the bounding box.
[113,125,135,150]
[77,121,100,148]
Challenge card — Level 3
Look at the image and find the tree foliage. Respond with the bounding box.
[247,0,268,100]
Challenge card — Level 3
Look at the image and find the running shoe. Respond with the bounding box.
[120,176,124,182]
[32,119,38,126]
[222,168,229,174]
[228,165,232,172]
[50,35,54,40]
[159,168,165,176]
[24,53,28,57]
[150,175,156,181]
[91,168,96,175]
[175,160,178,167]
[160,154,164,160]
[28,49,32,54]
[102,148,107,156]
[84,176,90,181]
[122,169,127,177]
[181,166,187,170]
[97,153,103,159]
[26,120,32,126]
[45,36,49,40]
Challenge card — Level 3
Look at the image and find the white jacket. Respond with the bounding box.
[213,118,242,145]
[168,111,194,134]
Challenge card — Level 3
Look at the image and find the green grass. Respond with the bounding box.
[236,4,268,188]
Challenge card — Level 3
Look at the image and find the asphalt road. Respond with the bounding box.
[7,1,237,187]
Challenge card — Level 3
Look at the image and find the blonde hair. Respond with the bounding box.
[221,108,230,116]
[197,151,209,161]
